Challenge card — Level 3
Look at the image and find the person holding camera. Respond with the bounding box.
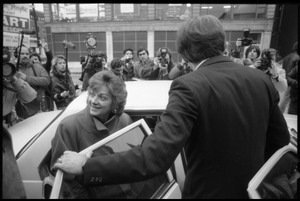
[121,48,135,81]
[13,45,51,118]
[168,58,193,79]
[50,55,76,110]
[153,47,176,80]
[82,52,108,91]
[110,57,127,81]
[257,48,287,93]
[3,49,37,128]
[133,48,159,80]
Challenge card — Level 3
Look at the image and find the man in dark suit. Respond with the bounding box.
[53,15,290,198]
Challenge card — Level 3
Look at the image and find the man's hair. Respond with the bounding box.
[88,70,127,116]
[123,48,134,55]
[29,52,41,62]
[110,58,124,70]
[136,48,149,56]
[177,15,225,63]
[245,45,261,59]
[155,47,172,59]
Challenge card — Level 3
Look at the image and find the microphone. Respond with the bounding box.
[63,40,76,49]
[20,29,36,35]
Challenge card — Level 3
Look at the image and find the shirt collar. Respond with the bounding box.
[195,59,209,70]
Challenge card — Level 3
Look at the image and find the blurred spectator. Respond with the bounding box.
[51,70,134,198]
[259,48,288,93]
[14,45,51,118]
[279,41,299,113]
[50,55,76,110]
[153,47,176,80]
[120,48,135,81]
[224,41,244,65]
[286,65,298,115]
[110,57,127,81]
[2,126,27,198]
[3,49,37,127]
[133,48,159,80]
[82,52,108,91]
[169,58,193,79]
[39,39,53,74]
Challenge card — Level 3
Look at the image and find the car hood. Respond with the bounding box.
[8,110,62,155]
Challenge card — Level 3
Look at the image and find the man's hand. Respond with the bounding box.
[16,71,27,81]
[53,150,93,175]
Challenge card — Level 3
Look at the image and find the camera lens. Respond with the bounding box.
[3,63,16,77]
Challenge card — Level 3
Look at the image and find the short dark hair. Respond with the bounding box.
[245,45,261,59]
[29,52,41,62]
[177,15,225,63]
[136,48,149,56]
[88,70,127,116]
[110,58,124,69]
[123,48,134,55]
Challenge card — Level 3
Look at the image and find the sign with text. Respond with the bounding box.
[3,4,31,47]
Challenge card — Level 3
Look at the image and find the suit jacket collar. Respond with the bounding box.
[198,55,233,69]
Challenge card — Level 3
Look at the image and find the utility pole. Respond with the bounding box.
[32,3,40,51]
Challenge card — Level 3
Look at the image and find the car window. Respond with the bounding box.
[255,151,299,199]
[51,119,180,199]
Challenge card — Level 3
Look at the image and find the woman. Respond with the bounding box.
[243,45,261,68]
[50,70,135,198]
[50,55,76,110]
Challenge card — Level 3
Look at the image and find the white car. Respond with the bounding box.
[8,80,297,199]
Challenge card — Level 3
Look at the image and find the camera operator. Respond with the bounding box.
[3,49,37,128]
[120,48,135,81]
[82,51,107,91]
[251,48,287,93]
[169,58,193,79]
[153,47,176,80]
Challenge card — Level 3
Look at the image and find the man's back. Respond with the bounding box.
[175,56,290,198]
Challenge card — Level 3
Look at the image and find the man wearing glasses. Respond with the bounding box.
[133,48,159,80]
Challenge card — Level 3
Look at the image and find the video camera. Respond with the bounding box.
[158,48,169,67]
[258,49,273,76]
[3,49,17,79]
[240,28,253,47]
[87,53,104,72]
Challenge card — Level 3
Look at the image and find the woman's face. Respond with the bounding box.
[56,58,66,72]
[248,49,259,60]
[87,85,113,122]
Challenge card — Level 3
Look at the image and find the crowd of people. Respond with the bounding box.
[2,14,298,199]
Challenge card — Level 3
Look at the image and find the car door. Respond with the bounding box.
[50,119,182,199]
[247,143,299,199]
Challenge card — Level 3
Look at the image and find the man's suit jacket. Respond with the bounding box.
[83,55,290,199]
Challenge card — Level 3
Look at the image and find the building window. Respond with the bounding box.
[78,4,106,22]
[112,31,147,59]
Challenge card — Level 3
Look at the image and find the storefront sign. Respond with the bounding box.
[3,4,31,47]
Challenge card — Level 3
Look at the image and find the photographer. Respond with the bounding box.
[254,48,288,93]
[169,58,193,79]
[82,52,107,91]
[120,48,135,81]
[242,45,261,68]
[3,49,37,128]
[153,47,176,80]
